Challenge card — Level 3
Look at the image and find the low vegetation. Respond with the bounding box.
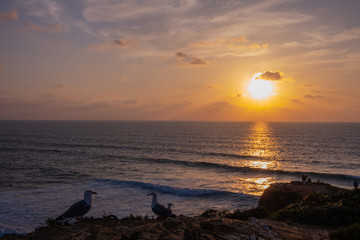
[329,223,360,240]
[275,189,360,227]
[201,188,360,239]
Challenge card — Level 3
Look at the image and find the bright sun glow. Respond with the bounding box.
[248,73,275,99]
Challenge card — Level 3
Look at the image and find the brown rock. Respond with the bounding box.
[0,216,331,240]
[258,181,339,211]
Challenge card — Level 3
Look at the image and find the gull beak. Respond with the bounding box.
[92,191,98,195]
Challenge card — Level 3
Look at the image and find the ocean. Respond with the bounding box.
[0,121,359,236]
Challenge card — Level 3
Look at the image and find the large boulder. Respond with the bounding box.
[258,181,338,211]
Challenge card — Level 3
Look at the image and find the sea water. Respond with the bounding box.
[0,121,359,236]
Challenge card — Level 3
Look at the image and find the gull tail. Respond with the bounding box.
[55,214,66,223]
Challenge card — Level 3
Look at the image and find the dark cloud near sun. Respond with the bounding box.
[0,9,18,22]
[257,71,283,81]
[174,52,208,66]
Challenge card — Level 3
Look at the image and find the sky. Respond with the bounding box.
[0,0,359,121]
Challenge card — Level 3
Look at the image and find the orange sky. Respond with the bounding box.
[0,0,359,121]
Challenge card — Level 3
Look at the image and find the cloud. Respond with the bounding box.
[0,9,18,22]
[174,52,208,66]
[256,71,283,81]
[208,84,222,90]
[190,57,207,65]
[19,22,64,34]
[212,101,232,108]
[115,99,138,105]
[192,36,248,48]
[236,93,246,98]
[311,90,322,94]
[175,52,187,59]
[332,27,360,43]
[49,24,64,33]
[304,95,323,99]
[89,39,137,50]
[54,83,67,88]
[191,36,268,50]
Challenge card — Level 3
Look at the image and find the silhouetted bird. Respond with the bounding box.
[167,203,174,210]
[301,174,307,184]
[55,190,97,222]
[148,192,176,218]
[354,179,359,189]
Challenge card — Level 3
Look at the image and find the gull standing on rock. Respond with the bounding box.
[55,190,97,222]
[148,192,176,218]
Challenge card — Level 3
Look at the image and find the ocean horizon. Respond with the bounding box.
[1,120,359,236]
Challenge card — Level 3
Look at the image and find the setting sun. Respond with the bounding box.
[248,73,275,99]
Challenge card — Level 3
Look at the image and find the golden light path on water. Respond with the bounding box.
[232,122,281,196]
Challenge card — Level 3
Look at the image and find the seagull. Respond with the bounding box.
[148,192,176,218]
[167,203,174,210]
[55,190,97,222]
[354,178,359,189]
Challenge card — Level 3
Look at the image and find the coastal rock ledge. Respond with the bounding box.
[0,216,330,240]
[258,181,340,211]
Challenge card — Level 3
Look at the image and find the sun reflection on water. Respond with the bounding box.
[240,122,281,169]
[244,177,273,196]
[248,160,273,169]
[232,122,281,195]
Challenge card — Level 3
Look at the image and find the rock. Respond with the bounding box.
[0,216,331,240]
[258,181,339,211]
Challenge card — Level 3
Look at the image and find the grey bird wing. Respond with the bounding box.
[56,200,90,221]
[152,203,173,217]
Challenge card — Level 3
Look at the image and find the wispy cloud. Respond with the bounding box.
[0,9,18,22]
[304,95,323,99]
[114,99,138,105]
[54,83,67,88]
[175,52,208,66]
[191,36,268,50]
[89,39,137,50]
[19,22,64,34]
[82,0,199,22]
[77,0,309,58]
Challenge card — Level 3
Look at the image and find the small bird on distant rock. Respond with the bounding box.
[354,179,359,189]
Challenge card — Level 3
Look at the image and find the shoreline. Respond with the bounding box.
[2,181,359,240]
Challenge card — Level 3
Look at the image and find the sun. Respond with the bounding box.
[248,73,275,99]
